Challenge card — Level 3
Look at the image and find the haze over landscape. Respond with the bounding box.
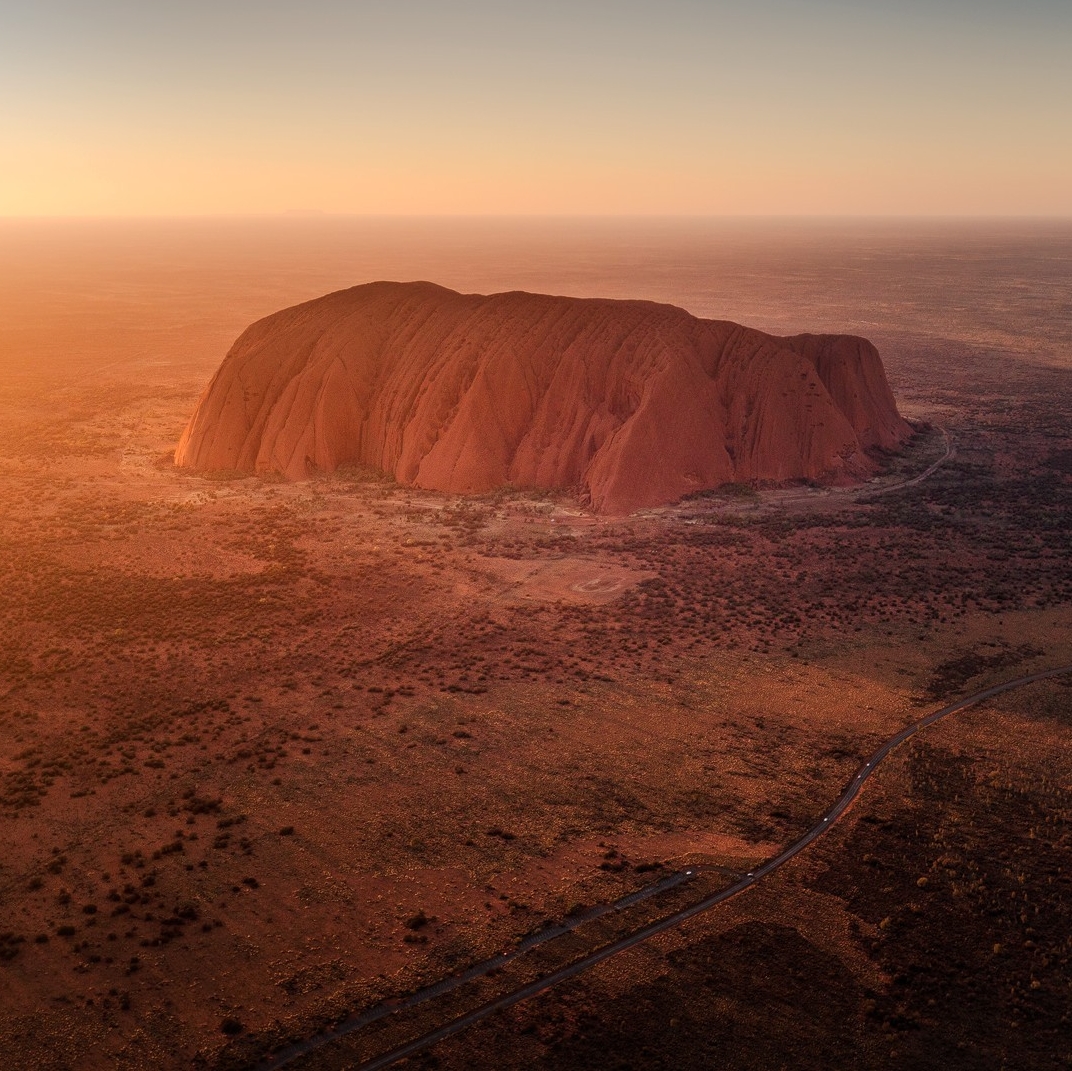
[2,3,1072,1071]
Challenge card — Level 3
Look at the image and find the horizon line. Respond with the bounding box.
[3,212,1072,224]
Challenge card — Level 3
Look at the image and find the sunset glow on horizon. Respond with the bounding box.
[3,0,1071,218]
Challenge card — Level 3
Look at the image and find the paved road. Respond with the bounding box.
[858,423,954,496]
[257,660,1072,1071]
[771,424,953,507]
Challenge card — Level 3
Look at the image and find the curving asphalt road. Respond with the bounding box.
[744,424,953,517]
[858,423,954,496]
[257,659,1072,1071]
[800,424,954,502]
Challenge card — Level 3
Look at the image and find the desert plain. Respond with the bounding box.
[1,218,1071,1070]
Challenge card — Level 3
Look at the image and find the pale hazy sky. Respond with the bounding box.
[2,1,1070,216]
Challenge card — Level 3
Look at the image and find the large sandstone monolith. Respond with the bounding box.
[176,282,911,513]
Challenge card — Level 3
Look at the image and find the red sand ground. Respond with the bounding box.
[2,222,1071,1070]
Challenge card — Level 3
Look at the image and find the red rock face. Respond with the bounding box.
[175,282,912,514]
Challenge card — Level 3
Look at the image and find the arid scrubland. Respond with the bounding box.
[1,334,1071,1069]
[2,218,1071,1069]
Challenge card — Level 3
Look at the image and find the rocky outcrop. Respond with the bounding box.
[175,282,911,514]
